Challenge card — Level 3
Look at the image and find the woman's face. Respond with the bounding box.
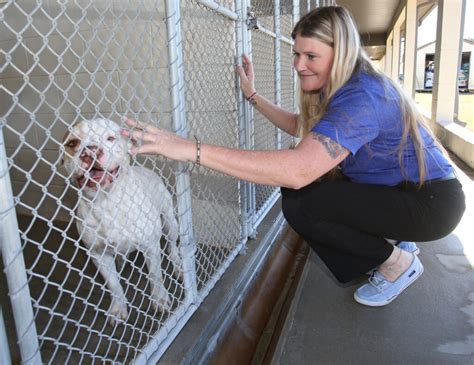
[293,35,334,92]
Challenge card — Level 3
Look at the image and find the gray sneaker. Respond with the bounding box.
[396,241,420,255]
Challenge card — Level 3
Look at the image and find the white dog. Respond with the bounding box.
[61,118,181,324]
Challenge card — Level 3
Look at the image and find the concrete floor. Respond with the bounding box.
[269,166,474,365]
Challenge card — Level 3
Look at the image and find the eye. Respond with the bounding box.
[107,136,116,142]
[66,139,79,149]
[307,54,317,60]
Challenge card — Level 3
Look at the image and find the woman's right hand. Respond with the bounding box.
[236,54,256,98]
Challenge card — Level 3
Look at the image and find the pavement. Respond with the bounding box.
[268,164,474,365]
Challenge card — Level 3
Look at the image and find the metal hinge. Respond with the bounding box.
[246,7,259,30]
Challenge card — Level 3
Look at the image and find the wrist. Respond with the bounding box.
[193,136,201,166]
[245,89,257,99]
[247,91,258,105]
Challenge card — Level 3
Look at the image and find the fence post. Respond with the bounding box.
[164,0,198,305]
[237,0,257,240]
[274,0,282,150]
[0,128,42,364]
[293,0,300,113]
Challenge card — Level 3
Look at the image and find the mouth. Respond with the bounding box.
[76,164,120,189]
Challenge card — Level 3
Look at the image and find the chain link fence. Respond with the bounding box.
[0,0,312,363]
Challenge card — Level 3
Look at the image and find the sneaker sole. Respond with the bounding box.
[354,263,424,307]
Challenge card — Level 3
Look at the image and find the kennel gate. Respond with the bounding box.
[0,0,311,363]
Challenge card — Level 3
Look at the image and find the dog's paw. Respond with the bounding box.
[107,299,128,326]
[172,266,184,281]
[151,291,172,313]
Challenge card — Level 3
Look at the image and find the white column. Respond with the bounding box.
[385,32,393,76]
[431,0,466,123]
[403,0,417,97]
[391,19,401,82]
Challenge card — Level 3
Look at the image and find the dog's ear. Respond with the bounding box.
[60,123,80,166]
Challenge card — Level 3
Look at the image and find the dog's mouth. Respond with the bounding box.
[77,164,120,189]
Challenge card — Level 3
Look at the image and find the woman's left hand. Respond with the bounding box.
[120,117,194,162]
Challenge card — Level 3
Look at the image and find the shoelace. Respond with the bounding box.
[368,272,387,292]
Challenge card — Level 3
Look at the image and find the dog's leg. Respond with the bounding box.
[161,194,183,281]
[90,252,128,325]
[115,252,128,274]
[144,247,171,312]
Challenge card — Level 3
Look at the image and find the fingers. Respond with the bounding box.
[121,129,157,144]
[123,117,158,134]
[235,65,248,80]
[242,54,253,73]
[128,143,159,156]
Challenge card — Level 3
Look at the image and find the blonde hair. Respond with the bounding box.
[292,6,442,185]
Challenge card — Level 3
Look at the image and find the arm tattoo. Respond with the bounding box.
[311,132,345,159]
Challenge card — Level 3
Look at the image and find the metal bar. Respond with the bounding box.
[281,35,294,45]
[274,0,282,150]
[0,128,42,364]
[293,0,300,114]
[134,2,200,361]
[235,0,251,241]
[247,0,257,240]
[244,0,256,239]
[196,0,239,20]
[255,24,277,39]
[164,0,198,312]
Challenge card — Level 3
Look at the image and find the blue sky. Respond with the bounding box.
[418,0,473,47]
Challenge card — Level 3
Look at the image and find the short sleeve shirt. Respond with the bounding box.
[311,70,453,185]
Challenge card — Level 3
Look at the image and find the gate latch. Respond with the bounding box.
[246,7,259,30]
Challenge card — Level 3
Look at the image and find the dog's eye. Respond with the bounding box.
[107,136,116,142]
[66,139,79,149]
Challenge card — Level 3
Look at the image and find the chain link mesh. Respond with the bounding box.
[0,0,301,362]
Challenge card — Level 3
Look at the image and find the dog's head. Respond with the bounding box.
[62,118,131,195]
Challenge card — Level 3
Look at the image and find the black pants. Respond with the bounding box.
[281,177,465,283]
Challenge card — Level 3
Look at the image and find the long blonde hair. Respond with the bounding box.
[292,6,442,185]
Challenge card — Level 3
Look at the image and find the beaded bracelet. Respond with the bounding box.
[194,136,201,166]
[247,91,258,105]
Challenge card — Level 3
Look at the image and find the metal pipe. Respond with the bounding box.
[255,24,277,39]
[196,0,239,20]
[164,0,198,305]
[235,0,251,241]
[293,0,300,114]
[243,0,256,239]
[0,128,42,364]
[281,35,294,45]
[135,2,200,361]
[275,0,282,150]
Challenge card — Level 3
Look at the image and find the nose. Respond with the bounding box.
[293,56,305,72]
[80,145,103,164]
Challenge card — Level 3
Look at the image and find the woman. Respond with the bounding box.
[121,6,465,307]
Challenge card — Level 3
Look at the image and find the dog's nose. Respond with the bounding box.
[80,145,103,164]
